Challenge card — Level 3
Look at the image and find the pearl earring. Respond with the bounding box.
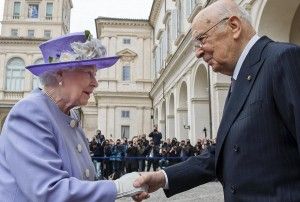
[59,81,62,86]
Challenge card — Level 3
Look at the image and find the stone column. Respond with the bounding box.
[98,106,107,136]
[0,53,6,93]
[107,106,115,139]
[191,98,210,141]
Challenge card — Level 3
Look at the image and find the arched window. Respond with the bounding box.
[32,58,43,89]
[6,57,25,91]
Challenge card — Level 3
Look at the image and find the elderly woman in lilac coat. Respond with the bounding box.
[0,31,146,202]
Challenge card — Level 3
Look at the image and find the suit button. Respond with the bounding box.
[231,185,237,194]
[233,145,239,152]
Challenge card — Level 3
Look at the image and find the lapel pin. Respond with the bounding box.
[247,75,252,81]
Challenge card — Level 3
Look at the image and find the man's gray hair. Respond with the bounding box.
[214,1,252,25]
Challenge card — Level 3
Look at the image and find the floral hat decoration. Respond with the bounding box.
[26,30,119,76]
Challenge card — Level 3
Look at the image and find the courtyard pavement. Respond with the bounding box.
[117,181,224,202]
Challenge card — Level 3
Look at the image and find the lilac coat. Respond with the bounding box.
[0,89,117,201]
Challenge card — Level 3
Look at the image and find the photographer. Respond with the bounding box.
[148,125,162,147]
[125,137,139,173]
[137,137,148,172]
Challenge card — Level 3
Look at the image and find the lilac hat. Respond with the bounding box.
[26,31,119,76]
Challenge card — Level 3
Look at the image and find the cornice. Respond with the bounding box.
[214,82,230,90]
[94,91,150,99]
[95,17,150,27]
[1,20,63,26]
[149,0,163,26]
[0,37,47,45]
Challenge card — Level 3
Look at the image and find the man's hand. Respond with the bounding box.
[114,172,148,199]
[132,171,166,201]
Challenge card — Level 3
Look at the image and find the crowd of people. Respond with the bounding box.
[89,128,215,180]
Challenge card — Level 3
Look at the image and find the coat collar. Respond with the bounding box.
[215,36,273,170]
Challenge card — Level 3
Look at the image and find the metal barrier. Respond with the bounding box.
[91,156,185,180]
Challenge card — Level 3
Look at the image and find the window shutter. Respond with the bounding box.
[171,10,178,41]
[167,21,171,53]
[155,47,160,74]
[186,0,192,17]
[157,46,161,73]
[163,33,167,63]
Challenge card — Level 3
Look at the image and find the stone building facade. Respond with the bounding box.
[148,0,300,143]
[0,0,72,131]
[89,17,153,140]
[1,0,299,143]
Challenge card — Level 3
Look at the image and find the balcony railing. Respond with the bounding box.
[3,91,24,101]
[13,15,20,19]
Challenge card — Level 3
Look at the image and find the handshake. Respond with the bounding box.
[114,172,148,199]
[113,171,166,201]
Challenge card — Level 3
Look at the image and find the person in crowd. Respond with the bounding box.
[165,138,172,148]
[185,139,195,157]
[194,139,203,155]
[121,137,129,174]
[137,137,147,172]
[133,0,300,201]
[178,140,189,162]
[89,137,97,154]
[93,131,106,180]
[145,140,160,171]
[161,140,170,152]
[141,134,149,147]
[159,148,169,169]
[0,31,146,201]
[103,139,113,178]
[110,139,124,179]
[148,125,162,146]
[95,129,105,144]
[126,137,139,173]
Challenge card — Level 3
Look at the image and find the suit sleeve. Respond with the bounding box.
[4,100,117,202]
[163,145,216,197]
[272,46,300,153]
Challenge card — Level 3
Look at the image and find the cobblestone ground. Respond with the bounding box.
[117,181,224,202]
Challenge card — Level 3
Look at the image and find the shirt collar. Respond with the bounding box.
[232,34,260,80]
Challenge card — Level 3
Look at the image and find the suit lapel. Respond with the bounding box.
[215,36,273,169]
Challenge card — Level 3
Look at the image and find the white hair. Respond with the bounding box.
[214,1,252,25]
[39,65,96,86]
[39,70,59,86]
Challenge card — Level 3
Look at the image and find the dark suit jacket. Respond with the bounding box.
[164,36,300,201]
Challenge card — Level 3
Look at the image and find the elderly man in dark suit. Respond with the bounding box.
[133,0,300,201]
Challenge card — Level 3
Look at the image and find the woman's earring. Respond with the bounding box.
[59,81,63,86]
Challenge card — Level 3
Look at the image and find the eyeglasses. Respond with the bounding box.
[194,17,229,48]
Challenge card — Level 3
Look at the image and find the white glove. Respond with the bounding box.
[114,172,148,199]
